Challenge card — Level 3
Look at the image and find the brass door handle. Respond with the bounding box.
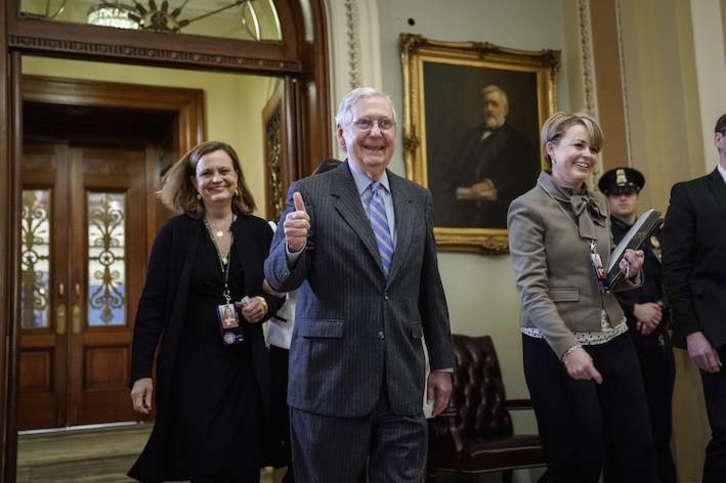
[72,305,82,334]
[56,304,67,335]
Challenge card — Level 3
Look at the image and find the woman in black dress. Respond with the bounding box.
[128,141,282,482]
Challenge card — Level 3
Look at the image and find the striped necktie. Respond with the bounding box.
[364,182,394,277]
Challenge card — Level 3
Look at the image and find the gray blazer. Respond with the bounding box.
[264,162,454,418]
[507,171,627,358]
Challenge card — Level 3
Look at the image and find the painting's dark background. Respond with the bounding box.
[423,61,541,228]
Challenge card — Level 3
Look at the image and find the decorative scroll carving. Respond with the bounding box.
[344,0,361,89]
[266,107,285,223]
[8,35,300,72]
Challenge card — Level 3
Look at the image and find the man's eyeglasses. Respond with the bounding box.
[352,118,396,132]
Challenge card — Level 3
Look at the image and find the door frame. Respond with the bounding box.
[2,1,331,478]
[5,73,205,480]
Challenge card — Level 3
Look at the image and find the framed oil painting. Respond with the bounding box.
[400,34,559,253]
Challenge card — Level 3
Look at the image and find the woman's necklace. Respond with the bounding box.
[205,215,235,239]
[203,214,236,264]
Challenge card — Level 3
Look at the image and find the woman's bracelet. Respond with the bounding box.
[255,296,269,314]
[561,344,582,362]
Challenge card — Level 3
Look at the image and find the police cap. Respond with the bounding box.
[598,167,645,196]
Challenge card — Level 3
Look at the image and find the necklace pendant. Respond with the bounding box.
[215,230,224,238]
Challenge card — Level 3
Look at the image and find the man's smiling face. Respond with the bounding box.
[337,95,396,180]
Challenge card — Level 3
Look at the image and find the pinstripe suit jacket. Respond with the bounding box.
[264,162,454,417]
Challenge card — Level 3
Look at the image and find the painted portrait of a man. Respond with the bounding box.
[424,64,542,230]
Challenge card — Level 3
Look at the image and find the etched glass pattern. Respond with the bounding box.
[21,190,52,329]
[87,192,126,326]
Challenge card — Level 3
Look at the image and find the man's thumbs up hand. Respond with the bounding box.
[284,192,310,252]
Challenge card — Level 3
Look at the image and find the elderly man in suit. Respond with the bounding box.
[264,87,454,482]
[662,113,726,483]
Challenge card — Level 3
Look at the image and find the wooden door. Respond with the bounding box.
[18,144,148,429]
[67,146,147,425]
[18,143,70,429]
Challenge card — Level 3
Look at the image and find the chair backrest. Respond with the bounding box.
[449,334,513,438]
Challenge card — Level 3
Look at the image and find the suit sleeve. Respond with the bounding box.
[130,222,173,385]
[508,198,578,358]
[264,181,313,292]
[418,190,454,371]
[662,183,701,338]
[256,223,285,319]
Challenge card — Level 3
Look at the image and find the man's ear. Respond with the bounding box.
[336,125,347,151]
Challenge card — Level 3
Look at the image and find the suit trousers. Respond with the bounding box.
[523,333,658,483]
[700,344,726,483]
[290,384,427,483]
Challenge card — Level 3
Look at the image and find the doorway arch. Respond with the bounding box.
[0,1,332,480]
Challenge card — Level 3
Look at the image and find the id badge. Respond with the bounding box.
[217,303,245,345]
[590,240,609,293]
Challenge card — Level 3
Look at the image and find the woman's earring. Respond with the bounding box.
[196,193,202,200]
[234,188,240,197]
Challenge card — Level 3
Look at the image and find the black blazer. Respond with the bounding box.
[662,169,726,349]
[128,214,280,481]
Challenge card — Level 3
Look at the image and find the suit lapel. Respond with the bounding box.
[331,163,383,272]
[387,172,415,284]
[706,168,726,220]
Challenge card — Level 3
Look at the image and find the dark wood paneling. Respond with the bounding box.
[84,347,129,390]
[4,50,23,483]
[19,351,52,392]
[0,0,8,466]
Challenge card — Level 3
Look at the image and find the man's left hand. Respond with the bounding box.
[619,249,644,278]
[427,370,452,417]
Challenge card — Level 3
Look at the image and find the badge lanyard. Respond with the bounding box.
[205,218,233,305]
[204,217,245,345]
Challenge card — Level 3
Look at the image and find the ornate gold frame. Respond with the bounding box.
[400,34,559,254]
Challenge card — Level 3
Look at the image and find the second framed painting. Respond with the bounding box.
[400,34,559,254]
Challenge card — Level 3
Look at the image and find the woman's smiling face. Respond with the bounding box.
[548,123,598,190]
[192,149,238,206]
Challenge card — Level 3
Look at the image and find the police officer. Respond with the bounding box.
[599,167,677,483]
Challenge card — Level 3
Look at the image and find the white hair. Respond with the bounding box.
[482,84,509,111]
[335,87,397,127]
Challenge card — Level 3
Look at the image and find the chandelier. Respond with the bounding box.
[85,0,261,38]
[87,5,139,30]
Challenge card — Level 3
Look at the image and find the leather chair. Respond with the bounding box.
[426,334,546,482]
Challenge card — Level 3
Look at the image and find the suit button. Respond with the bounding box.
[384,293,389,301]
[377,331,385,340]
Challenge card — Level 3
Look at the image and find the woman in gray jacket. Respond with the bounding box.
[508,112,657,483]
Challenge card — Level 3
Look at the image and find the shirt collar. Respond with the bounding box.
[717,163,726,185]
[348,160,390,195]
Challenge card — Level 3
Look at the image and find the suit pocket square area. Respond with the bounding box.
[299,319,344,338]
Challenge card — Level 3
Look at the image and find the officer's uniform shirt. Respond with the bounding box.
[610,216,669,341]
